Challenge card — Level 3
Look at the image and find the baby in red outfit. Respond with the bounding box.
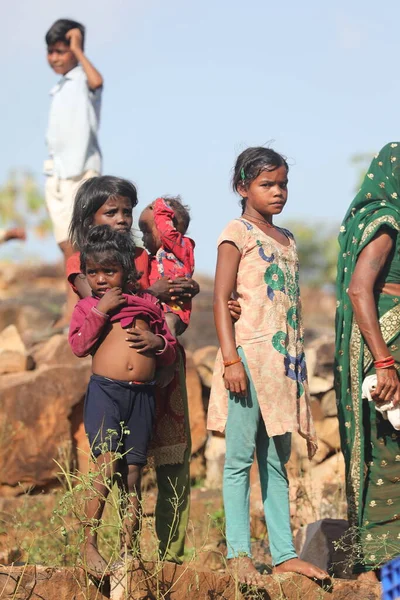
[139,197,195,337]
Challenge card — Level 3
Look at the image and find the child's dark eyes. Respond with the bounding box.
[261,182,288,189]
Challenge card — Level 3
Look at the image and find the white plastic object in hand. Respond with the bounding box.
[362,374,400,430]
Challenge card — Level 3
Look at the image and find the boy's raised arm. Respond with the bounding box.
[153,198,194,265]
[66,28,103,90]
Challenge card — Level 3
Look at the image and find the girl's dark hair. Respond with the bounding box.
[45,19,85,49]
[80,225,140,291]
[232,147,289,213]
[69,176,138,249]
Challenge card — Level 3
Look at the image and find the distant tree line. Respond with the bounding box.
[0,154,374,285]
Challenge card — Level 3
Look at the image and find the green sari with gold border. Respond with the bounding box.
[335,142,400,571]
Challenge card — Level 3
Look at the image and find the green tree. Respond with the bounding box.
[0,171,51,237]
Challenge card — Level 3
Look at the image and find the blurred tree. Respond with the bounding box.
[0,172,51,237]
[283,221,338,287]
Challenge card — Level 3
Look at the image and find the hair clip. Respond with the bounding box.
[240,168,246,181]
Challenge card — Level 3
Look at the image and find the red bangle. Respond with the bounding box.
[374,357,395,369]
[374,355,393,364]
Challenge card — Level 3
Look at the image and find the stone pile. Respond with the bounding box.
[0,262,344,523]
[0,262,358,594]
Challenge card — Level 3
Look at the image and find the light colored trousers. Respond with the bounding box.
[223,347,297,565]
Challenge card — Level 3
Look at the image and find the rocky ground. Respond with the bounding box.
[0,262,372,598]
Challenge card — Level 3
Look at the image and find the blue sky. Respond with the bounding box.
[1,0,400,273]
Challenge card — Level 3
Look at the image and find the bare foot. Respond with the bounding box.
[227,556,268,587]
[83,542,111,578]
[357,570,379,583]
[274,558,329,580]
[111,551,140,571]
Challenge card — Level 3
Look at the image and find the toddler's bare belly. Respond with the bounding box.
[92,319,156,382]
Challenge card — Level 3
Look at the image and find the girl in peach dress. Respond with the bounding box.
[208,146,327,586]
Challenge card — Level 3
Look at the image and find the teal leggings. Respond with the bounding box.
[223,347,297,565]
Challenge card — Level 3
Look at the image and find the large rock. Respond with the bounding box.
[192,345,218,388]
[204,433,226,489]
[290,452,346,531]
[29,334,82,368]
[314,340,335,378]
[0,565,106,599]
[0,325,27,374]
[315,417,341,451]
[112,561,381,599]
[309,375,334,395]
[0,362,91,495]
[0,563,381,599]
[0,301,55,342]
[307,336,335,394]
[295,519,352,579]
[321,389,338,417]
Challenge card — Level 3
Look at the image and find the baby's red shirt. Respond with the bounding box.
[150,198,195,325]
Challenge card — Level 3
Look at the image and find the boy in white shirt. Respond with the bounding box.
[45,19,103,327]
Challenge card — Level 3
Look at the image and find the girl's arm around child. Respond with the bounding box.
[126,293,177,367]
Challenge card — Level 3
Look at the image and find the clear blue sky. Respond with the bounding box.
[1,0,400,273]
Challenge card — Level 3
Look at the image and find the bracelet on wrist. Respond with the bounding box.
[374,356,395,369]
[223,357,242,367]
[374,355,393,363]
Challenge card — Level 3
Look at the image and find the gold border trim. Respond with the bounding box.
[349,321,362,523]
[360,215,400,246]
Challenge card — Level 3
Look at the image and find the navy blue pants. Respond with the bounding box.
[84,374,156,466]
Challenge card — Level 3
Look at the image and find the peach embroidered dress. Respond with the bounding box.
[207,218,316,456]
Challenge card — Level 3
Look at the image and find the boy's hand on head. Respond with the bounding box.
[96,288,126,314]
[5,228,26,242]
[65,28,83,56]
[125,329,164,354]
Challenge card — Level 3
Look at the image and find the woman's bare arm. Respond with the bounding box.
[348,230,400,404]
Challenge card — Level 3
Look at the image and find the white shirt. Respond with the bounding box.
[46,65,102,179]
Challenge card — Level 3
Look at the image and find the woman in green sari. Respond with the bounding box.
[336,142,400,581]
